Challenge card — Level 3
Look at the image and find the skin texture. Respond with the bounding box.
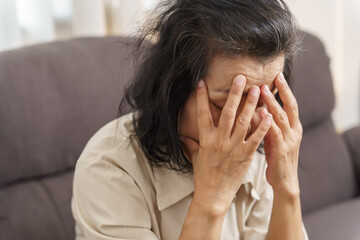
[178,55,281,154]
[178,55,305,240]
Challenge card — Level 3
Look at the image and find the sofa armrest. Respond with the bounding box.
[342,126,360,184]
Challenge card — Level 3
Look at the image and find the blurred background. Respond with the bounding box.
[0,0,359,132]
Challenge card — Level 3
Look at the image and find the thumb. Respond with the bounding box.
[180,136,199,161]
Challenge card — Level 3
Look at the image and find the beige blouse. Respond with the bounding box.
[71,112,309,240]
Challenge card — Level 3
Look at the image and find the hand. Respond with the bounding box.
[260,72,303,198]
[181,75,273,216]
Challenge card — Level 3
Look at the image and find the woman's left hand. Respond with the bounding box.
[260,72,303,198]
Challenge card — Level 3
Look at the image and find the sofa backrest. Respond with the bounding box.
[0,32,358,239]
[292,32,359,214]
[0,37,137,240]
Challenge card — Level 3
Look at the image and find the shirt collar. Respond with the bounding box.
[153,152,262,211]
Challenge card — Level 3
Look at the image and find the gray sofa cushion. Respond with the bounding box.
[303,197,360,240]
[0,217,14,240]
[0,37,135,186]
[0,171,74,239]
[298,118,358,214]
[292,32,359,214]
[0,37,138,240]
[343,126,360,185]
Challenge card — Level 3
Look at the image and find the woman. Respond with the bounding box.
[71,0,309,239]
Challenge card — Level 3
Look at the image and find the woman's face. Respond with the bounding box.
[178,55,284,154]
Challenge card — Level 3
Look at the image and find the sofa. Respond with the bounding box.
[0,32,359,240]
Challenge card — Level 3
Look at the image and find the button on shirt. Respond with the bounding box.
[71,112,309,240]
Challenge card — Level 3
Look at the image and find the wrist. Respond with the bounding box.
[191,191,231,218]
[180,194,227,240]
[271,175,301,201]
[273,187,300,203]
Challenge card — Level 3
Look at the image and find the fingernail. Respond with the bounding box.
[261,108,268,117]
[250,86,260,96]
[198,79,204,88]
[263,85,270,94]
[279,72,285,82]
[265,114,272,124]
[235,75,245,86]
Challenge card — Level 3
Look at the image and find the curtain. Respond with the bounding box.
[0,0,159,51]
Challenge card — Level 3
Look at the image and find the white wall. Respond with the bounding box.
[72,0,106,36]
[16,0,55,44]
[107,0,157,36]
[287,0,360,132]
[0,0,22,50]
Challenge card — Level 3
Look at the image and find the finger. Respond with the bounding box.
[260,108,283,146]
[275,72,300,128]
[245,111,272,153]
[218,75,246,138]
[196,79,213,141]
[232,86,260,141]
[260,84,290,132]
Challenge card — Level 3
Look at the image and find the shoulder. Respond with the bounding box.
[72,112,157,234]
[79,112,135,156]
[74,112,154,183]
[72,112,156,213]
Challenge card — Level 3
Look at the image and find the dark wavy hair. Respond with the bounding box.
[118,0,299,173]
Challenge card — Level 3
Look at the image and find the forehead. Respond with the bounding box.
[205,54,285,93]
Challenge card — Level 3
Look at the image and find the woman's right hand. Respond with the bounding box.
[181,75,273,216]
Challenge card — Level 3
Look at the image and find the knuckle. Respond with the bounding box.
[197,108,209,118]
[278,111,288,122]
[289,141,298,151]
[214,142,225,153]
[251,135,262,144]
[222,109,235,121]
[275,128,282,137]
[260,124,270,132]
[237,114,248,126]
[288,135,296,144]
[280,152,288,160]
[290,101,299,112]
[247,137,261,149]
[297,124,303,135]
